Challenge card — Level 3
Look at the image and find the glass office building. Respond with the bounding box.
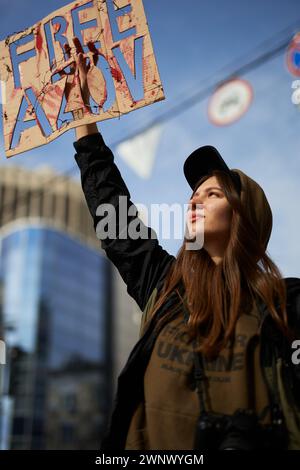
[0,223,112,449]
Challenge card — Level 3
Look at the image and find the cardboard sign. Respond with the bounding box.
[0,0,164,158]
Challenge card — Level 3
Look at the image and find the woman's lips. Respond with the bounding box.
[190,214,205,222]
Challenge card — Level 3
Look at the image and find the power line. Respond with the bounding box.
[0,21,299,216]
[110,29,296,146]
[108,17,300,142]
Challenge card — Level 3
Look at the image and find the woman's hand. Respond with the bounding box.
[62,36,100,140]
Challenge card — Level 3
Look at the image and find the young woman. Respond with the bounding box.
[68,38,300,450]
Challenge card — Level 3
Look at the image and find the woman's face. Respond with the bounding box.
[186,176,232,246]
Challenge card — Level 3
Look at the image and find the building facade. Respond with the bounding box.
[0,165,140,449]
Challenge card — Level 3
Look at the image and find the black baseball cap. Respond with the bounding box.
[183,145,242,195]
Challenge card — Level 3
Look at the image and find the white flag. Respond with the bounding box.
[117,125,163,179]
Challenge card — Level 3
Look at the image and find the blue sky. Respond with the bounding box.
[0,0,300,277]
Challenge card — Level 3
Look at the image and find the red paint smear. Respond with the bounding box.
[122,39,134,73]
[54,85,64,97]
[69,80,77,91]
[47,113,58,121]
[11,88,21,99]
[42,86,63,109]
[36,25,43,53]
[53,23,60,34]
[142,57,149,80]
[110,67,122,82]
[104,18,110,44]
[43,96,57,111]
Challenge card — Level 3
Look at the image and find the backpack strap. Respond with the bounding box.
[139,287,159,338]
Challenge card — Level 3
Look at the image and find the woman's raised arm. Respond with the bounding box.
[69,38,174,310]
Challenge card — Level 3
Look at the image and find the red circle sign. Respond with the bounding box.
[208,78,253,126]
[286,33,300,77]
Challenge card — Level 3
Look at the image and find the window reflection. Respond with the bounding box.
[0,226,110,449]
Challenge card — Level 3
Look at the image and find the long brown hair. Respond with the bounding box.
[149,169,290,359]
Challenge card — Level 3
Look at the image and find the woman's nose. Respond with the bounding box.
[190,194,198,205]
[188,198,204,210]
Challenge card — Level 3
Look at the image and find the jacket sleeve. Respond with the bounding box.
[74,132,175,311]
